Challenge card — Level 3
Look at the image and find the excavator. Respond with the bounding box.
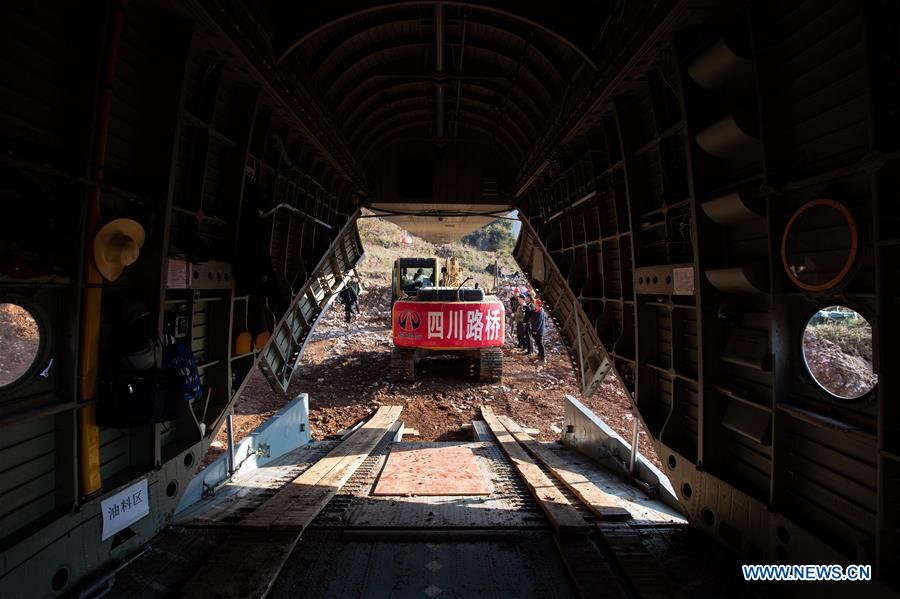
[390,257,504,382]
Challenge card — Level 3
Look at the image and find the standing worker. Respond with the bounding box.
[521,294,534,355]
[528,298,546,361]
[509,287,519,312]
[508,288,520,339]
[338,282,359,323]
[514,294,530,352]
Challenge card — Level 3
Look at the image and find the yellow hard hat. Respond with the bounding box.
[93,218,145,281]
[254,331,270,351]
[234,331,252,356]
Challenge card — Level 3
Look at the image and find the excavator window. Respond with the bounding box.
[400,266,434,294]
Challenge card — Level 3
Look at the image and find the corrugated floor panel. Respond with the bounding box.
[268,530,579,599]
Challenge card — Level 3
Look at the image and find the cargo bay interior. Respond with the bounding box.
[0,0,898,597]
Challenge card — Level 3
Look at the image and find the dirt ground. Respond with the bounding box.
[208,270,661,469]
[0,302,40,386]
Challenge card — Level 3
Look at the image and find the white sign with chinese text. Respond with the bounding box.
[100,478,150,540]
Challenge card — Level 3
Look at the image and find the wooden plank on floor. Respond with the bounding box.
[480,407,587,534]
[177,443,337,526]
[538,442,684,524]
[271,410,402,529]
[464,422,540,435]
[497,415,632,521]
[493,417,672,596]
[471,420,492,442]
[180,407,401,599]
[241,405,402,529]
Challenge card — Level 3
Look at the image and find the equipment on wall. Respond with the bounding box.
[93,218,145,282]
[162,324,202,402]
[98,370,185,428]
[254,331,270,351]
[117,299,160,372]
[234,330,253,356]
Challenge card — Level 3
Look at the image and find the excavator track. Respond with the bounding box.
[390,347,416,382]
[478,347,503,382]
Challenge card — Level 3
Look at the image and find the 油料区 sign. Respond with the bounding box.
[100,478,150,540]
[392,300,505,349]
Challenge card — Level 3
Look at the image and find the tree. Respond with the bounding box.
[462,219,516,252]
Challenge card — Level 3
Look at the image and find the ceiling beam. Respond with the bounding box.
[356,109,522,163]
[359,121,520,170]
[342,85,539,140]
[328,55,553,117]
[317,37,560,106]
[356,108,523,160]
[336,75,546,128]
[348,95,533,150]
[298,11,577,84]
[270,1,605,68]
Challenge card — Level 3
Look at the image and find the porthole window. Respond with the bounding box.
[0,302,42,388]
[782,199,859,292]
[802,306,877,400]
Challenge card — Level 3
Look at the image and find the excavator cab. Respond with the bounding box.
[391,257,438,304]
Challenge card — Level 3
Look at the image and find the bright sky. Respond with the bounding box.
[510,210,521,236]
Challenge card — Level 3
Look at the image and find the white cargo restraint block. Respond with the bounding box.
[176,393,311,514]
[561,395,680,512]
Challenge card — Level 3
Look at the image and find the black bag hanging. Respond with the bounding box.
[97,370,185,428]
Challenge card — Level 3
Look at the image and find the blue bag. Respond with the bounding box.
[162,326,202,401]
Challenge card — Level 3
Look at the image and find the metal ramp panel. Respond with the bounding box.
[514,218,615,397]
[258,216,364,392]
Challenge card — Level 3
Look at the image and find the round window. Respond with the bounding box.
[0,302,42,388]
[802,306,877,400]
[782,199,858,292]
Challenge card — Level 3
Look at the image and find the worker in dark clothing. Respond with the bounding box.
[528,298,546,360]
[413,268,432,287]
[338,284,359,323]
[521,295,534,355]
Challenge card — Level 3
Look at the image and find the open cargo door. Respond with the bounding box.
[513,218,614,397]
[257,216,364,392]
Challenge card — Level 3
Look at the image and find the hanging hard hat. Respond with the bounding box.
[234,331,253,356]
[254,331,270,351]
[93,218,145,281]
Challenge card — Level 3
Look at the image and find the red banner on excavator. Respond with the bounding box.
[392,300,505,349]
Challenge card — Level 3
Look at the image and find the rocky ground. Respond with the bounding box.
[803,328,877,399]
[0,302,39,386]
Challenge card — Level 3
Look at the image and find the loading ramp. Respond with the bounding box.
[111,406,750,598]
